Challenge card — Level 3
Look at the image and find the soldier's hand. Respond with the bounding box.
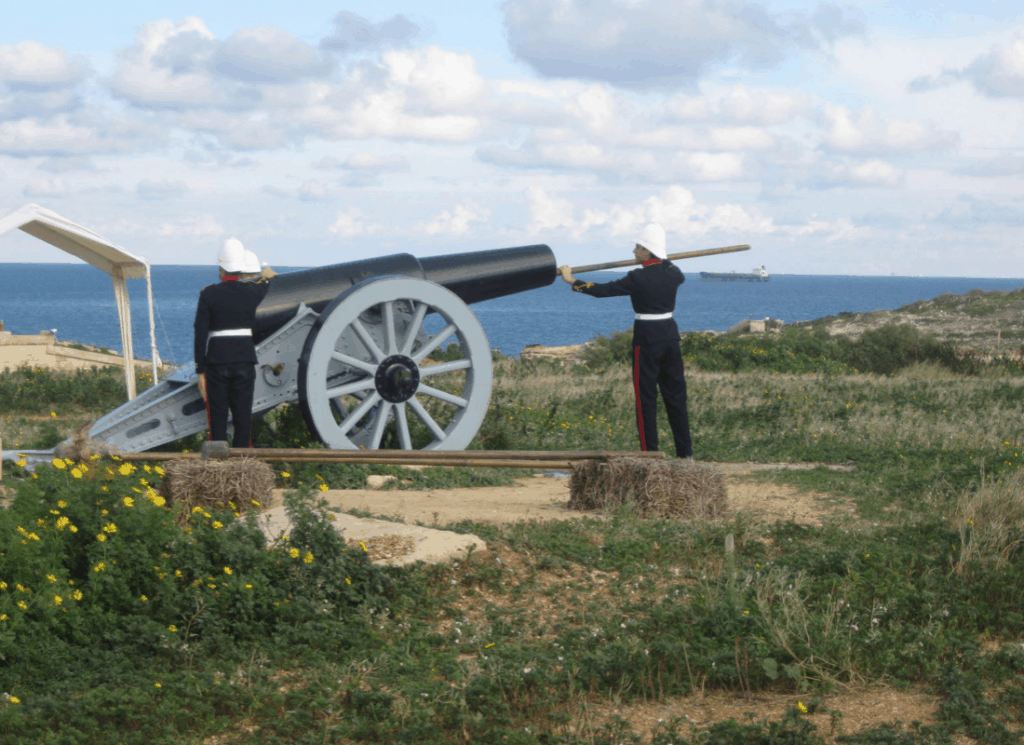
[558,265,575,285]
[197,373,207,402]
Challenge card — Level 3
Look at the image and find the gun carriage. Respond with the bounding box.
[87,245,556,453]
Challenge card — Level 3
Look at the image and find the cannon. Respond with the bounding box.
[85,245,556,452]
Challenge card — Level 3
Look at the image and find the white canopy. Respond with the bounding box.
[0,203,159,399]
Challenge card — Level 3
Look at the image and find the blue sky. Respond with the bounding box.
[2,1,1023,275]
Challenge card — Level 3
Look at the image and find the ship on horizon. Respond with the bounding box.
[700,265,770,282]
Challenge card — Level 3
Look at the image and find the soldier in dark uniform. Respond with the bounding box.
[194,238,271,447]
[558,223,693,458]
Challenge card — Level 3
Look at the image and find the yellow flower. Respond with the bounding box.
[289,548,300,559]
[52,595,63,605]
[0,582,6,589]
[102,523,117,534]
[318,483,329,492]
[0,614,7,621]
[93,562,106,572]
[50,411,57,418]
[118,463,133,476]
[16,601,27,610]
[123,497,135,508]
[71,467,83,479]
[168,625,178,632]
[56,516,70,531]
[251,499,261,506]
[46,574,57,583]
[797,701,808,714]
[345,577,351,585]
[245,584,253,589]
[9,696,20,704]
[140,595,148,602]
[281,471,291,478]
[154,683,161,688]
[154,466,165,476]
[72,590,83,601]
[15,459,25,468]
[212,521,224,530]
[96,534,107,542]
[51,457,66,470]
[69,525,78,533]
[57,500,68,508]
[223,567,233,575]
[175,570,183,578]
[144,465,152,473]
[303,551,314,564]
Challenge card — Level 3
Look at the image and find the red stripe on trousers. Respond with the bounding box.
[633,345,647,451]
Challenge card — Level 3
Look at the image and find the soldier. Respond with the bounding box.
[558,223,693,459]
[194,238,271,447]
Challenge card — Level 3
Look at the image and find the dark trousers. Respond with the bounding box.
[632,342,692,457]
[205,362,257,448]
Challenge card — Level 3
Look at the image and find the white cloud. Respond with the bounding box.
[717,85,809,125]
[155,214,225,238]
[23,176,66,196]
[328,206,379,237]
[313,152,410,172]
[0,42,89,89]
[501,0,863,88]
[319,11,421,55]
[214,26,333,84]
[136,179,189,200]
[912,29,1024,98]
[820,104,957,154]
[298,179,333,202]
[421,204,491,235]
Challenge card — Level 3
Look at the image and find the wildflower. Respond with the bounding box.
[281,471,291,478]
[797,701,808,714]
[223,567,233,575]
[16,601,27,610]
[140,595,148,602]
[93,562,106,572]
[123,497,135,508]
[69,525,78,533]
[72,590,83,601]
[359,541,368,552]
[250,500,260,506]
[0,615,6,621]
[319,483,329,492]
[46,574,57,584]
[212,521,224,530]
[71,468,83,479]
[154,683,161,688]
[50,411,57,418]
[143,465,152,473]
[345,578,351,585]
[15,459,25,468]
[303,551,314,564]
[168,625,178,632]
[96,534,107,542]
[52,595,63,605]
[175,570,183,578]
[245,584,253,589]
[9,696,20,704]
[56,517,70,531]
[51,457,66,470]
[154,466,165,476]
[102,523,117,534]
[0,582,5,590]
[118,463,133,476]
[57,500,67,508]
[289,548,300,559]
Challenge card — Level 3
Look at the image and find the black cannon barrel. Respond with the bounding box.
[253,244,555,340]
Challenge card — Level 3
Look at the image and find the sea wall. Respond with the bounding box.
[0,330,151,373]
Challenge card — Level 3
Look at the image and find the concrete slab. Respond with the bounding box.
[254,506,488,567]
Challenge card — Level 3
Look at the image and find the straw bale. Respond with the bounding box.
[161,457,274,523]
[569,457,726,519]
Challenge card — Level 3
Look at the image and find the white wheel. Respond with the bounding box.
[298,276,493,450]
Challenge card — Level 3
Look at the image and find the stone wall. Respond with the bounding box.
[0,330,152,373]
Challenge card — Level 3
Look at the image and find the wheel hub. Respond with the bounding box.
[374,355,420,403]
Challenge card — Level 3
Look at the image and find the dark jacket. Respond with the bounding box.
[572,259,684,345]
[193,278,270,374]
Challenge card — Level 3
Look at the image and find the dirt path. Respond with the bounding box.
[267,463,853,527]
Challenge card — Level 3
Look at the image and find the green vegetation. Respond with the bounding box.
[2,323,1024,743]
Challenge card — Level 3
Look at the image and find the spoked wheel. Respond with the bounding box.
[298,276,493,450]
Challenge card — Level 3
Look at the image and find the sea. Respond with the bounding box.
[1,263,1022,365]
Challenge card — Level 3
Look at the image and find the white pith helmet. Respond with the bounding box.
[242,249,260,274]
[636,223,667,259]
[218,237,246,273]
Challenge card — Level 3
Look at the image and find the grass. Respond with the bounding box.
[2,327,1024,743]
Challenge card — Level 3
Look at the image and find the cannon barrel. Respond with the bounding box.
[254,244,554,341]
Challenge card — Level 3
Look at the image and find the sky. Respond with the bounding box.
[1,1,1023,276]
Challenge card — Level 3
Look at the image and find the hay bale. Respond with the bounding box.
[161,457,274,523]
[569,457,726,519]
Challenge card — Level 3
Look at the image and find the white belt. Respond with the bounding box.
[209,329,252,338]
[635,312,673,321]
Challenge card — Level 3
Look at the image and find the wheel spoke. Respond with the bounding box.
[407,396,446,441]
[400,301,429,357]
[419,358,471,377]
[338,391,382,435]
[326,377,374,398]
[394,403,413,450]
[330,351,378,375]
[417,383,468,408]
[368,402,392,450]
[411,323,457,363]
[351,317,386,363]
[383,301,397,356]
